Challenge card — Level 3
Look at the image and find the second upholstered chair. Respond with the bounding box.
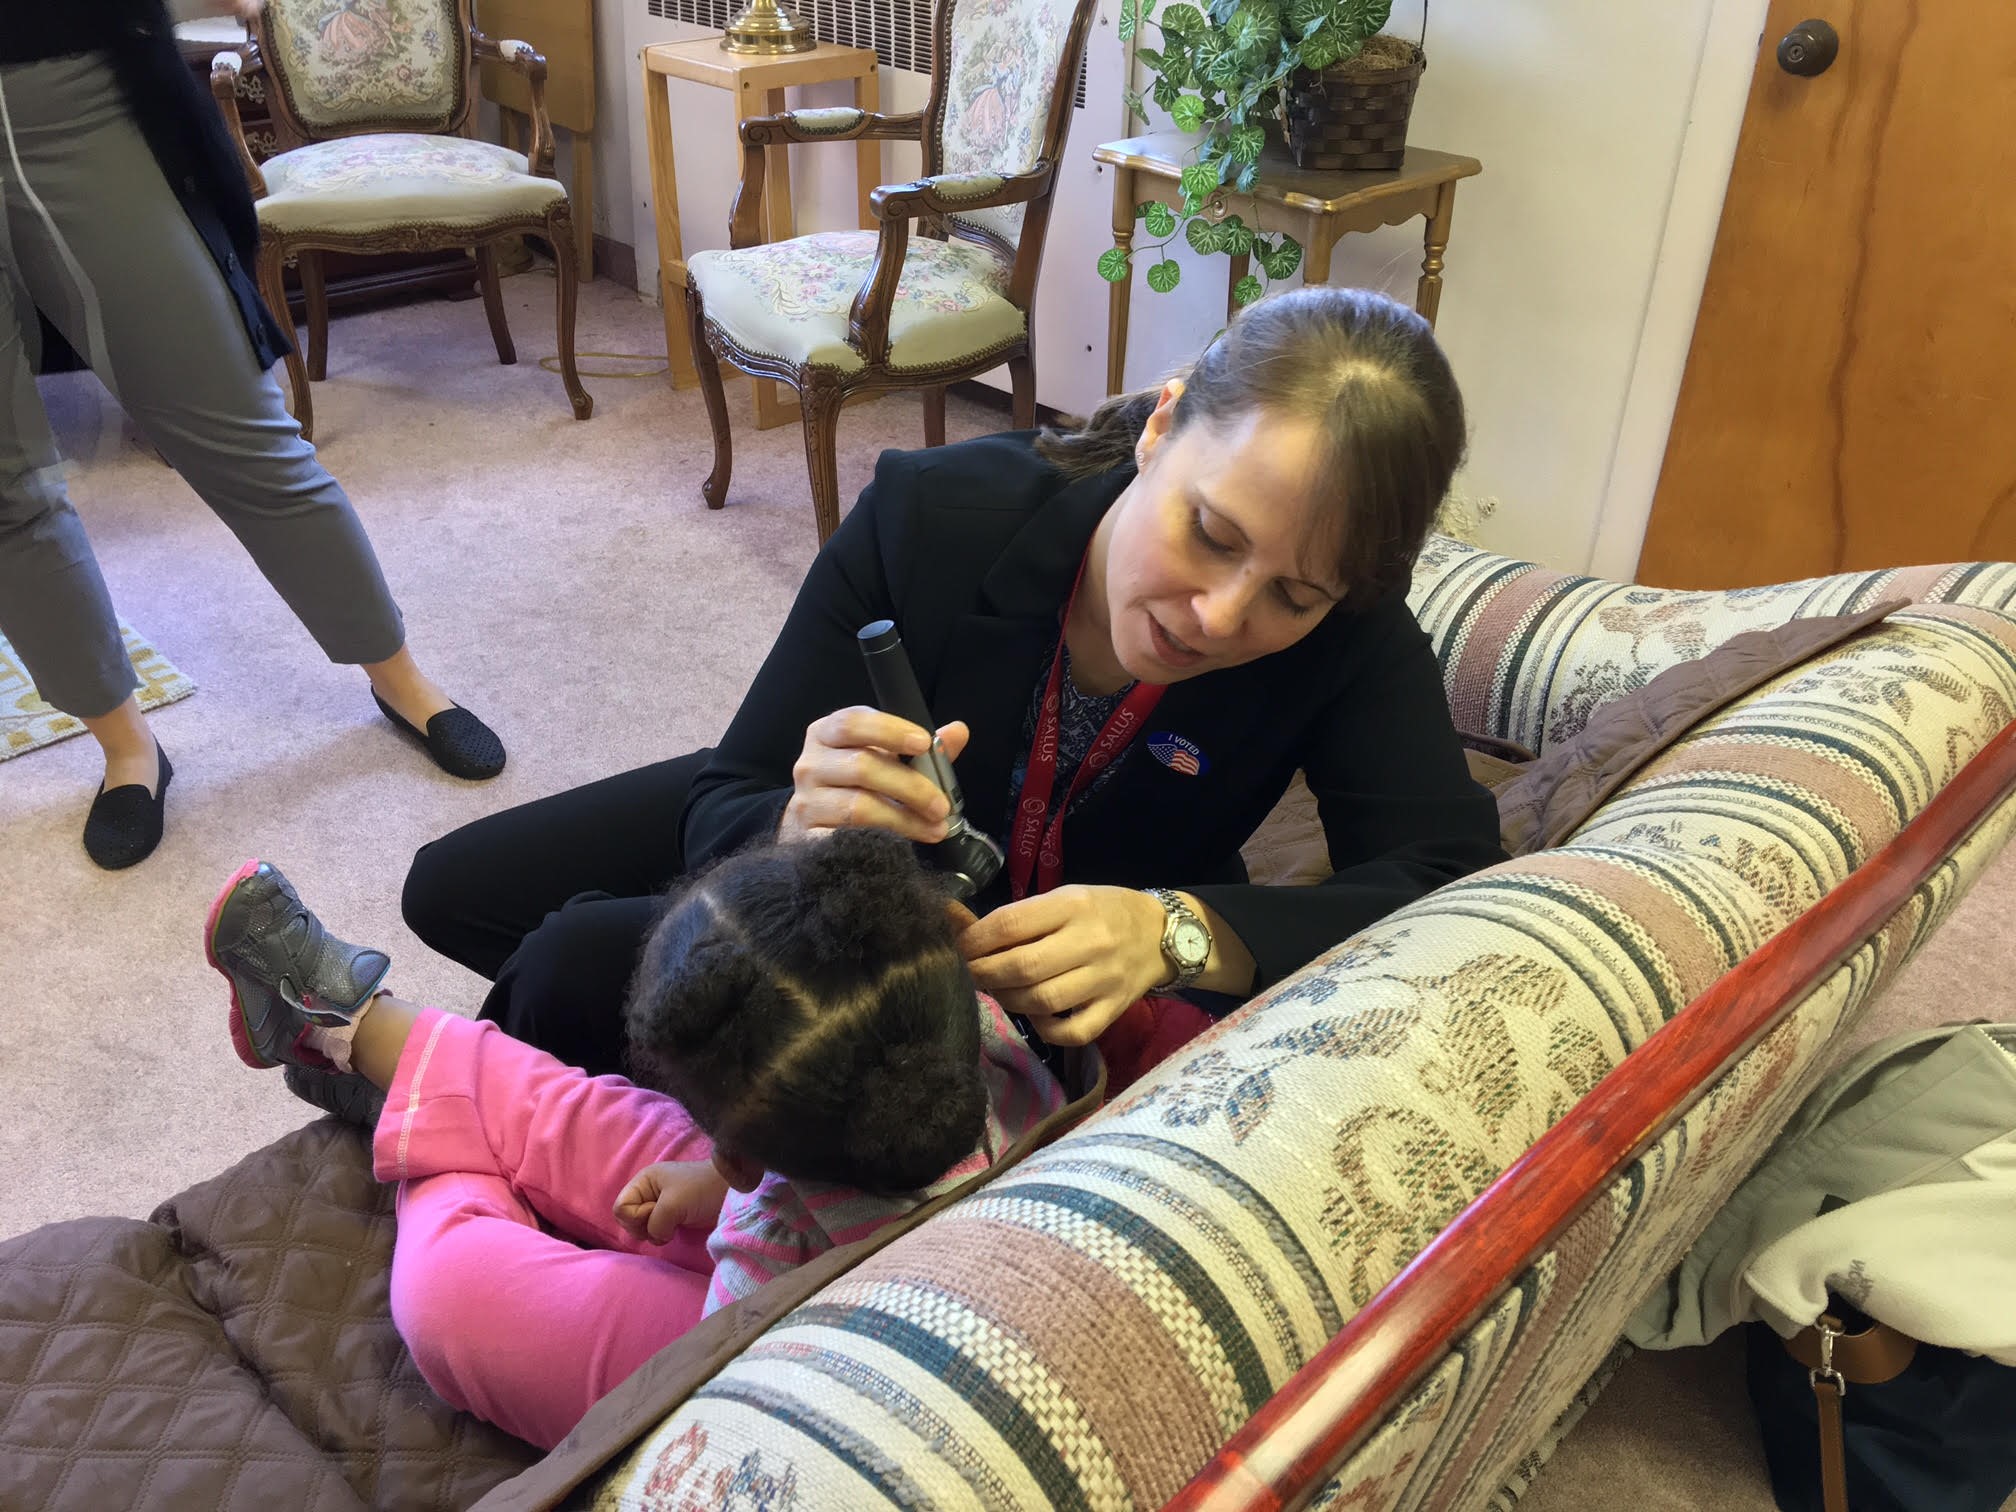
[683,0,1100,543]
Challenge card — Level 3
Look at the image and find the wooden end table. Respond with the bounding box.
[1094,133,1481,395]
[642,37,881,429]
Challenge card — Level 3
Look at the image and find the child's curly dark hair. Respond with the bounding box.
[623,829,986,1195]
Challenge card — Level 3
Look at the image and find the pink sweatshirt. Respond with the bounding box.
[702,994,1065,1313]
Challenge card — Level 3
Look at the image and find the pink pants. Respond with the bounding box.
[372,1009,716,1450]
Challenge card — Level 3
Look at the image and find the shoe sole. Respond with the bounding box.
[205,857,273,1069]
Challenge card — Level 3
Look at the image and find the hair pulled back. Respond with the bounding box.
[1037,285,1466,604]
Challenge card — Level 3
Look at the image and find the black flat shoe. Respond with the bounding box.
[83,745,172,870]
[373,693,505,780]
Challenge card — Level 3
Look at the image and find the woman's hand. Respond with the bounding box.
[778,710,970,846]
[613,1160,731,1243]
[956,885,1169,1046]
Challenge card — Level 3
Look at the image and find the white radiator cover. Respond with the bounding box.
[622,0,1128,418]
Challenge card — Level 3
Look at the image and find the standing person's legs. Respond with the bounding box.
[0,250,134,725]
[0,194,173,866]
[366,1006,718,1447]
[404,749,711,1074]
[0,56,499,779]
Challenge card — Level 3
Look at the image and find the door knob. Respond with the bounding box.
[1777,18,1839,76]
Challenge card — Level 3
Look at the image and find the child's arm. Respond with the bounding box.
[613,1161,732,1244]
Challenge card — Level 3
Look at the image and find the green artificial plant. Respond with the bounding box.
[1099,0,1396,303]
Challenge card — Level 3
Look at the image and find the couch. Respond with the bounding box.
[5,538,2015,1512]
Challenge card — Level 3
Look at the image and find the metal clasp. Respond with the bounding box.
[1809,1317,1847,1397]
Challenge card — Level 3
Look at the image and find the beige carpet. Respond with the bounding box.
[2,273,2010,1509]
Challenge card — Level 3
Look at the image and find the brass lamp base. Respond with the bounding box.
[721,0,817,54]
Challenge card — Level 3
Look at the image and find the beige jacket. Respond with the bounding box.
[1628,1022,2016,1364]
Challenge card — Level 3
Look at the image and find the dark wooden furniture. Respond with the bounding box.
[176,23,475,316]
[208,0,590,442]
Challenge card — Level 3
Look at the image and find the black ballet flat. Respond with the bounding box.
[83,745,173,870]
[374,693,506,780]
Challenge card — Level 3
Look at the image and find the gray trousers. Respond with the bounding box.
[0,53,403,720]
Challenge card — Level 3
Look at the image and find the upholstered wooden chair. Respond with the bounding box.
[210,0,590,442]
[684,0,1100,543]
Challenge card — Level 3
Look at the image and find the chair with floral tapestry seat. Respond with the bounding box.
[209,0,590,443]
[684,0,1100,544]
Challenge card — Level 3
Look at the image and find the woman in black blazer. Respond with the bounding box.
[401,288,1506,1078]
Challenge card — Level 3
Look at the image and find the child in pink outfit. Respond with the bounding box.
[210,831,1065,1451]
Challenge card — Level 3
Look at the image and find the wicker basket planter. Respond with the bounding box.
[1284,38,1425,172]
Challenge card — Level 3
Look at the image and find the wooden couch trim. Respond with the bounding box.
[1169,716,2016,1512]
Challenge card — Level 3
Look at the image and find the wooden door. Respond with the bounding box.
[1637,0,2016,588]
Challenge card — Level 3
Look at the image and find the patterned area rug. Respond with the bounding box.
[0,625,195,760]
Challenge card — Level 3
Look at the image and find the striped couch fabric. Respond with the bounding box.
[586,542,2016,1512]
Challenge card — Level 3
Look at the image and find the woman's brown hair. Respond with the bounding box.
[1036,286,1466,606]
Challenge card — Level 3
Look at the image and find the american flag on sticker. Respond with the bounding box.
[1147,732,1207,777]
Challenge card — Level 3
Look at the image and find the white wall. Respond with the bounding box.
[590,0,638,248]
[1119,0,1772,573]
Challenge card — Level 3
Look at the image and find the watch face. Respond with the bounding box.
[1173,920,1211,965]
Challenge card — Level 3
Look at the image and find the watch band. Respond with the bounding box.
[1145,887,1211,990]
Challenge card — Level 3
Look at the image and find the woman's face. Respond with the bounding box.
[1098,388,1345,684]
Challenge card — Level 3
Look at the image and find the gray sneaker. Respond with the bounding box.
[205,859,390,1070]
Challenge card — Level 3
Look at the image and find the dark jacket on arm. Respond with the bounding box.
[684,432,1506,993]
[0,0,289,373]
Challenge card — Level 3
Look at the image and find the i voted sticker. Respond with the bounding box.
[1147,732,1207,777]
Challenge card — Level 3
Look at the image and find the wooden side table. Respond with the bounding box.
[642,38,881,429]
[1095,133,1481,395]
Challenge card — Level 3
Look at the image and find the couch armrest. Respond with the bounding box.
[1166,717,2016,1511]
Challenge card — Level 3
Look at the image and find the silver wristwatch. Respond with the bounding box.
[1144,888,1212,990]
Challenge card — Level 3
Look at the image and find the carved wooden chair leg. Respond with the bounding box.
[475,243,517,366]
[1008,352,1036,430]
[548,212,592,420]
[687,283,732,510]
[260,240,314,443]
[300,251,330,382]
[923,386,947,448]
[799,375,847,545]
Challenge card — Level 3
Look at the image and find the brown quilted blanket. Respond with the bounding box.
[0,1120,539,1512]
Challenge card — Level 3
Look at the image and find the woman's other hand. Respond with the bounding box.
[778,711,970,846]
[956,885,1168,1046]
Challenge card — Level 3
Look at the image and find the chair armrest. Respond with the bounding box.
[208,48,267,200]
[870,164,1054,222]
[472,31,557,178]
[727,110,929,250]
[838,166,1050,369]
[737,109,927,147]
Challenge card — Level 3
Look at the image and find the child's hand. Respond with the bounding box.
[613,1161,731,1243]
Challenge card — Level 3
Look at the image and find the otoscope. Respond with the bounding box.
[857,619,1005,901]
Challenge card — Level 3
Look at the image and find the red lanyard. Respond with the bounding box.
[1006,563,1165,900]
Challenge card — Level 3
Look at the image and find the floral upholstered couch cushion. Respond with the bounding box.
[583,544,2016,1511]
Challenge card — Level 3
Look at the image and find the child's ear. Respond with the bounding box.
[711,1146,766,1193]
